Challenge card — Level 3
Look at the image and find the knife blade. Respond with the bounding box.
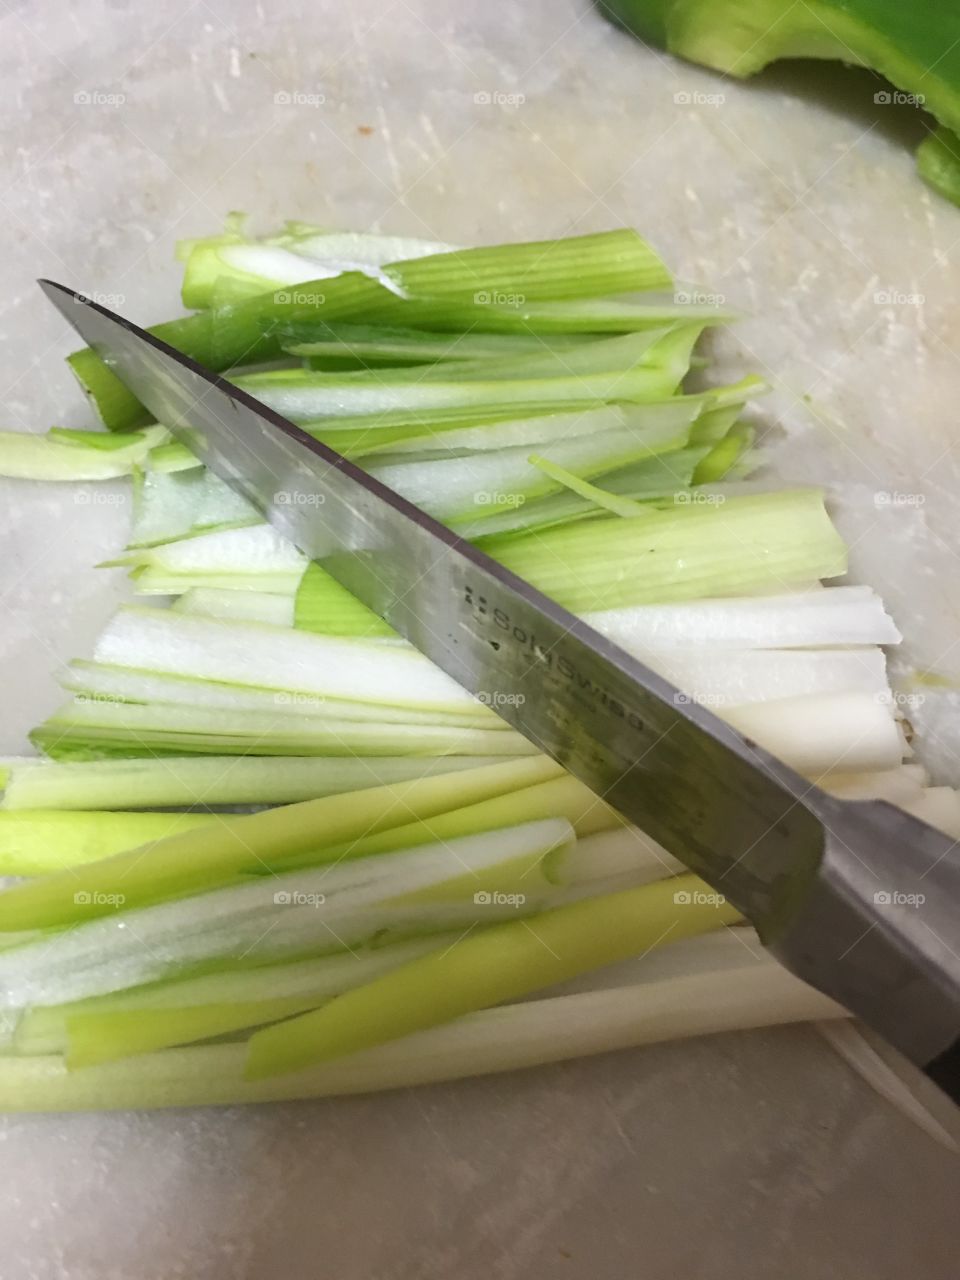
[42,280,960,1098]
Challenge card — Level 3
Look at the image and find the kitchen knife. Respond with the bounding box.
[42,280,960,1101]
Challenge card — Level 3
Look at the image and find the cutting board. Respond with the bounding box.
[1,2,959,1276]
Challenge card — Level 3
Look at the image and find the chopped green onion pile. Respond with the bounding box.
[0,221,954,1112]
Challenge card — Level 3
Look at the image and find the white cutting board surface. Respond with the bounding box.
[1,1,959,1276]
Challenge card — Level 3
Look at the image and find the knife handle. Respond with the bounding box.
[775,795,960,1107]
[925,1037,960,1103]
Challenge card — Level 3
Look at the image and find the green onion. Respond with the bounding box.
[179,226,456,309]
[367,418,691,523]
[61,936,451,1067]
[67,273,383,430]
[691,421,755,485]
[382,229,671,301]
[0,818,578,1007]
[172,587,295,626]
[580,586,901,650]
[283,323,591,366]
[452,448,716,538]
[0,220,941,1115]
[70,231,673,429]
[0,755,505,813]
[0,937,845,1111]
[0,810,218,874]
[349,290,734,334]
[231,327,701,421]
[294,565,395,637]
[527,453,652,517]
[59,662,491,727]
[486,489,847,612]
[31,700,531,763]
[0,758,564,931]
[12,934,452,1057]
[87,607,489,715]
[244,873,740,1078]
[129,468,259,548]
[0,426,166,480]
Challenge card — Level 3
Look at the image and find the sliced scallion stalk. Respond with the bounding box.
[0,758,565,930]
[243,873,740,1077]
[128,468,259,548]
[31,699,528,762]
[172,587,295,626]
[0,818,577,1008]
[0,810,219,875]
[180,229,456,309]
[0,954,844,1112]
[73,231,674,429]
[0,426,167,481]
[486,489,847,612]
[0,755,506,813]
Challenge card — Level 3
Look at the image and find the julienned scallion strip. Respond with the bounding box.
[12,926,736,1059]
[293,488,847,622]
[485,488,847,612]
[176,223,676,310]
[0,817,583,1007]
[230,327,701,421]
[0,937,845,1112]
[243,874,740,1078]
[19,835,687,1060]
[0,758,573,930]
[281,323,593,366]
[177,226,459,309]
[29,702,531,762]
[0,755,507,812]
[62,865,724,1067]
[0,426,167,481]
[0,809,220,874]
[66,230,673,429]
